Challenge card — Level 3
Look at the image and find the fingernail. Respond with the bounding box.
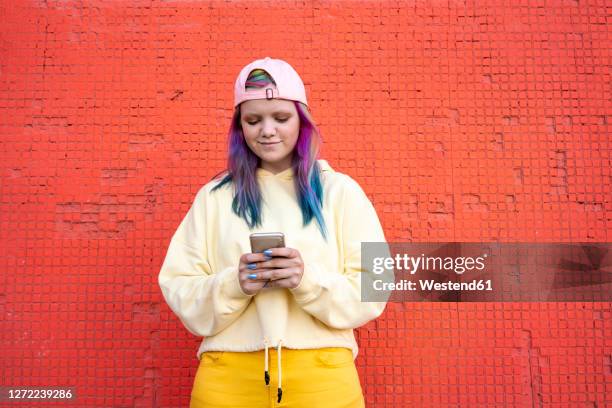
[247,263,257,270]
[263,249,273,256]
[248,273,257,279]
[264,255,272,260]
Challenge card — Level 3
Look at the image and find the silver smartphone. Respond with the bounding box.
[250,232,285,253]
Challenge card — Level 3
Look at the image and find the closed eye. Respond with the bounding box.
[246,118,289,126]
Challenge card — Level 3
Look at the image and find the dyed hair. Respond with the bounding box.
[211,69,328,239]
[245,68,277,88]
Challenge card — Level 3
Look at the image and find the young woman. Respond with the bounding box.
[158,57,389,408]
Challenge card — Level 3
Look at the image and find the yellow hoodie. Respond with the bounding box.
[158,159,389,364]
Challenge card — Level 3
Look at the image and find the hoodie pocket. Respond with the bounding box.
[200,351,226,366]
[315,348,354,368]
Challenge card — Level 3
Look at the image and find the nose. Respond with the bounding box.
[261,118,277,138]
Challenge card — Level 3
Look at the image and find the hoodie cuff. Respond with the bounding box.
[289,262,323,304]
[219,266,254,303]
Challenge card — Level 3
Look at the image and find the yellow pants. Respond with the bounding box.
[190,347,365,408]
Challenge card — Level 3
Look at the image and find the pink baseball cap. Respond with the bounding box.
[233,57,308,108]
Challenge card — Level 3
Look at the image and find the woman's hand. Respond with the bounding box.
[238,248,304,294]
[238,252,272,295]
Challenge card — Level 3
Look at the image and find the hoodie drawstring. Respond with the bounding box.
[277,341,283,403]
[264,340,270,385]
[263,339,283,403]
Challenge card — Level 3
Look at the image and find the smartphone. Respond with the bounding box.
[250,232,285,253]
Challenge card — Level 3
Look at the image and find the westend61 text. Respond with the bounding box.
[373,279,493,291]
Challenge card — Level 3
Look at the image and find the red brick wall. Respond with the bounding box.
[1,1,610,407]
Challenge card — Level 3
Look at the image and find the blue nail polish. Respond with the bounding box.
[247,263,256,270]
[248,273,257,279]
[264,255,272,260]
[263,249,273,256]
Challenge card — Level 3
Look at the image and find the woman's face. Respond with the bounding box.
[240,98,300,174]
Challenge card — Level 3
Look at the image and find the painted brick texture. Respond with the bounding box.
[0,1,610,407]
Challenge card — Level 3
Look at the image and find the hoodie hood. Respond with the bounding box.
[255,159,333,181]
